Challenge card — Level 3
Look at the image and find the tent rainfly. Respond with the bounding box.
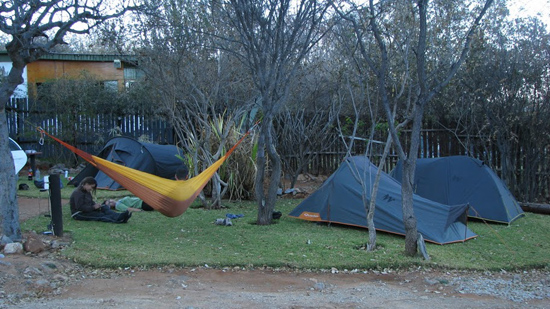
[390,156,524,224]
[289,156,477,245]
[69,136,185,190]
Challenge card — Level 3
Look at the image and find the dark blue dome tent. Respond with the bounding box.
[289,156,477,245]
[391,156,524,224]
[69,136,185,190]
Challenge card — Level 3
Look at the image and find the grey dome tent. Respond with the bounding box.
[69,136,185,190]
[289,156,477,245]
[390,156,524,224]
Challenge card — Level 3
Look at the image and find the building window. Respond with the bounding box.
[101,80,118,92]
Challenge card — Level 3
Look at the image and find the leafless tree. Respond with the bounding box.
[275,53,341,188]
[395,0,493,255]
[220,0,331,225]
[334,79,381,251]
[334,0,494,256]
[0,0,145,241]
[329,0,412,252]
[131,0,254,208]
[276,105,339,189]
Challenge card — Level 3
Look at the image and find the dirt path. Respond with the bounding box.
[1,198,548,308]
[15,196,55,220]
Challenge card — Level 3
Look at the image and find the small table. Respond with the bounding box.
[25,150,43,179]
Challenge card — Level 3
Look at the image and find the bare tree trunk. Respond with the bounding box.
[0,108,21,241]
[210,174,228,208]
[365,185,378,250]
[400,100,425,255]
[401,157,418,255]
[365,133,394,251]
[255,122,269,223]
[0,54,26,241]
[255,119,281,225]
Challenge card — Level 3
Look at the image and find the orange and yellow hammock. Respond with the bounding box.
[38,126,255,218]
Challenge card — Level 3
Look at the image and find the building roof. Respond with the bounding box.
[0,50,136,64]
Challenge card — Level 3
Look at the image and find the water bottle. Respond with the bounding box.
[43,175,49,190]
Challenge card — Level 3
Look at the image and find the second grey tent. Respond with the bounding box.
[69,136,185,190]
[289,156,477,245]
[390,156,524,224]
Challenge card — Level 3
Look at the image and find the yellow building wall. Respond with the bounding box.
[27,60,125,94]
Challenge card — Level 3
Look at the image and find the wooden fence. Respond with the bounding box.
[6,98,549,203]
[6,98,175,162]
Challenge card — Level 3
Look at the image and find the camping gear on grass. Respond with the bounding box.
[289,156,477,245]
[390,156,524,224]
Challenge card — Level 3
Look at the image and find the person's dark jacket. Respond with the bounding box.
[70,188,97,214]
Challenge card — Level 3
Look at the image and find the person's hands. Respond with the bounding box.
[94,203,102,209]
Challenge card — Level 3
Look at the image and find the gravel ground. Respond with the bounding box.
[1,248,549,308]
[448,269,550,303]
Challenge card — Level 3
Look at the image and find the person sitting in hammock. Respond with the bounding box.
[70,176,132,223]
[104,166,189,212]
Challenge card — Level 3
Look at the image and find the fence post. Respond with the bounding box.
[49,174,63,237]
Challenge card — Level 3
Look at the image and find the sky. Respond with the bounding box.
[508,0,550,27]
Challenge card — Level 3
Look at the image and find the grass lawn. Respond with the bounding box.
[17,177,550,271]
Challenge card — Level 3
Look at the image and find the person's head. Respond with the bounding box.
[175,166,189,180]
[104,199,117,209]
[79,176,97,194]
